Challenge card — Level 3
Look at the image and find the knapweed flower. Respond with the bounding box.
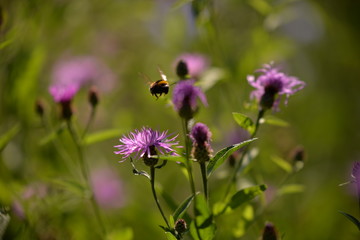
[190,123,213,162]
[247,63,305,111]
[172,80,207,120]
[51,56,115,92]
[174,53,209,79]
[114,127,181,166]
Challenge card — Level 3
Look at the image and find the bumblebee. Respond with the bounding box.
[149,68,169,99]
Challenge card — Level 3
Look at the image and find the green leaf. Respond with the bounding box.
[277,184,305,195]
[262,115,289,127]
[271,156,292,173]
[228,184,267,210]
[165,232,178,240]
[189,194,215,240]
[207,138,257,178]
[173,194,194,221]
[232,112,255,134]
[0,124,20,152]
[158,155,187,165]
[84,129,123,145]
[197,67,226,92]
[339,211,360,231]
[247,0,272,16]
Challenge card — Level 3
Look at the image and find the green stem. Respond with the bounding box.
[223,109,265,200]
[150,166,170,229]
[199,162,208,201]
[182,119,202,240]
[66,120,106,237]
[82,106,96,139]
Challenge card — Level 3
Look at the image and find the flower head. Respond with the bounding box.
[114,127,181,164]
[172,80,207,120]
[190,122,212,145]
[262,222,279,240]
[49,83,80,103]
[190,122,213,162]
[49,56,115,103]
[174,53,209,79]
[247,63,305,111]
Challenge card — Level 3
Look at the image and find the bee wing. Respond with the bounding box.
[157,66,167,81]
[139,72,152,85]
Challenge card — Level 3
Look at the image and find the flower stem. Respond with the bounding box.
[199,162,208,201]
[182,119,202,240]
[223,109,265,200]
[82,105,96,139]
[66,120,106,237]
[150,166,170,229]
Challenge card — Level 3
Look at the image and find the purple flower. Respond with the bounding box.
[114,127,181,162]
[190,122,213,162]
[190,122,212,145]
[172,80,207,120]
[174,53,209,79]
[91,168,125,209]
[49,56,115,102]
[49,83,80,103]
[247,63,305,111]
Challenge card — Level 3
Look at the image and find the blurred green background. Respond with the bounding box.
[1,0,360,239]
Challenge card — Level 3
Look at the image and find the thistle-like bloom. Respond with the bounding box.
[49,83,80,103]
[114,127,181,165]
[49,56,115,103]
[190,123,213,162]
[247,63,305,111]
[172,80,207,120]
[190,122,212,145]
[174,53,209,79]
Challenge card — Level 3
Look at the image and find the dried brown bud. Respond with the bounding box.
[88,86,99,107]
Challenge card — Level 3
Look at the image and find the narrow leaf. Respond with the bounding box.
[271,156,292,173]
[173,194,194,221]
[228,184,267,210]
[262,115,289,127]
[232,112,255,134]
[165,232,178,240]
[277,184,305,195]
[339,211,360,231]
[0,124,20,152]
[207,138,257,177]
[84,129,123,145]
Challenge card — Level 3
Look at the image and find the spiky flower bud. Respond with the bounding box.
[35,99,45,117]
[175,219,187,234]
[262,222,278,240]
[176,60,189,79]
[88,86,99,107]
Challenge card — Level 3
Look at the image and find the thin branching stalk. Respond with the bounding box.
[182,119,202,240]
[150,166,170,229]
[82,106,96,139]
[66,120,106,237]
[223,109,265,200]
